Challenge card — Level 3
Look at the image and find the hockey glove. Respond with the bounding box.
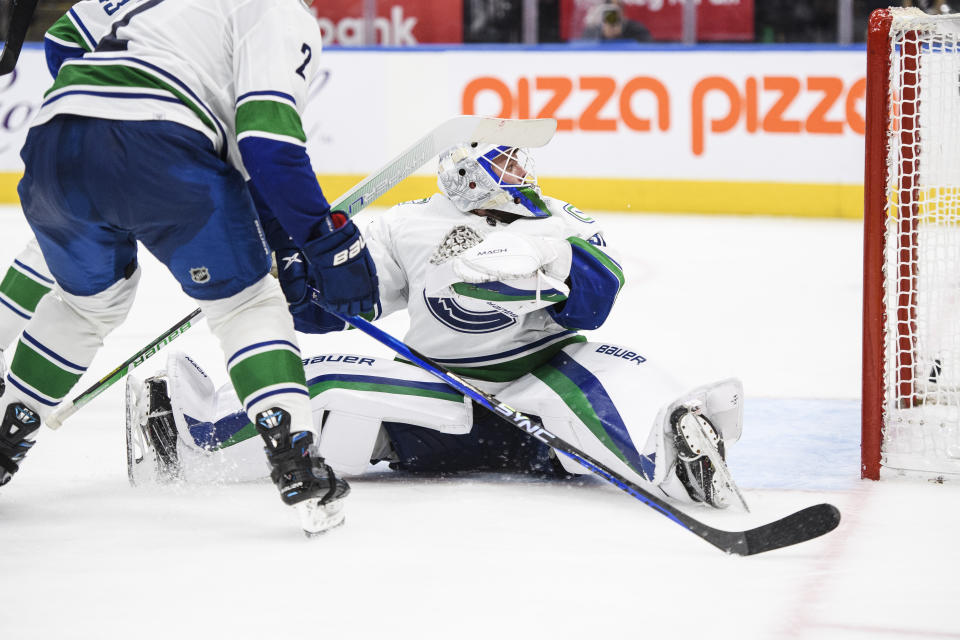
[275,245,347,334]
[302,212,379,316]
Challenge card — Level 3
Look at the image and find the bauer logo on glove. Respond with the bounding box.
[332,236,366,267]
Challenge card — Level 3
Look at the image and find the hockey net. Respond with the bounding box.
[863,8,960,479]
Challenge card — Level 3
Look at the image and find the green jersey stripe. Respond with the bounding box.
[532,364,639,474]
[10,340,83,400]
[47,63,217,134]
[228,349,308,404]
[47,14,92,51]
[451,282,567,303]
[235,100,306,143]
[307,379,464,403]
[437,334,587,382]
[0,269,52,313]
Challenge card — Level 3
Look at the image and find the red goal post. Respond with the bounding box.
[863,8,960,480]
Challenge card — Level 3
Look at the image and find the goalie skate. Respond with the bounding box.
[670,403,749,511]
[125,375,182,486]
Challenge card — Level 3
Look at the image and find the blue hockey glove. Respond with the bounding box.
[275,246,348,334]
[302,212,379,316]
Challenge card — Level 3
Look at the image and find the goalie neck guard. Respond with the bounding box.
[437,144,550,218]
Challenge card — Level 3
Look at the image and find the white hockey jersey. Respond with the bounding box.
[361,194,624,382]
[38,0,322,177]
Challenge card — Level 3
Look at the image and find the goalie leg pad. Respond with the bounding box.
[125,374,183,485]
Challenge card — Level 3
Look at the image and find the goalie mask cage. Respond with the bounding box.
[863,8,960,480]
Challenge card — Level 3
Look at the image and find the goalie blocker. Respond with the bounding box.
[125,346,746,510]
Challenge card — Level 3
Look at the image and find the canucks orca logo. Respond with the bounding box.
[424,291,516,333]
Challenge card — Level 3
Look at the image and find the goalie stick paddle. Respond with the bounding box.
[0,0,39,75]
[44,116,558,430]
[321,305,841,556]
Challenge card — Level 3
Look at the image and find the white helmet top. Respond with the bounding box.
[437,143,550,218]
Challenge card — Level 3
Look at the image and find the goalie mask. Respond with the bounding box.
[437,144,550,218]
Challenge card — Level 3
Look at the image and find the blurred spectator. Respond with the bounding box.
[463,0,561,43]
[580,2,651,43]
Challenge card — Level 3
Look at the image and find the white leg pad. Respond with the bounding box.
[317,412,383,475]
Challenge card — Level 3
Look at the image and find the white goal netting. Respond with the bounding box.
[881,8,960,475]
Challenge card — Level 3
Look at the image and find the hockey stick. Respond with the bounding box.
[44,116,558,429]
[45,308,202,429]
[0,0,39,75]
[320,305,841,556]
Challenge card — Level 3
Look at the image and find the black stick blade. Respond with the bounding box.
[0,0,40,75]
[736,503,841,556]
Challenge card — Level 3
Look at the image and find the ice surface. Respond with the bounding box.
[1,207,957,640]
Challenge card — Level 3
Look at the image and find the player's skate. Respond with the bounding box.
[0,402,40,487]
[670,402,748,511]
[125,375,182,485]
[255,407,350,536]
[0,350,6,397]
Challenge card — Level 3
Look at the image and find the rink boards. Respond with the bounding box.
[0,44,867,217]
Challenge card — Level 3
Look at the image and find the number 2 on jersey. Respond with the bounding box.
[296,44,313,79]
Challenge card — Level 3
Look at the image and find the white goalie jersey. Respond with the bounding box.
[360,194,624,382]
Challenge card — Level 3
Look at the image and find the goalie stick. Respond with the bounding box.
[319,304,841,556]
[0,0,39,75]
[44,116,558,430]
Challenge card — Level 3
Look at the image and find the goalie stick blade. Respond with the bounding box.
[461,116,557,149]
[703,503,842,556]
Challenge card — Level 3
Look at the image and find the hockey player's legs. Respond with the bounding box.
[0,270,140,486]
[0,239,55,399]
[0,239,54,350]
[135,353,476,481]
[198,278,310,431]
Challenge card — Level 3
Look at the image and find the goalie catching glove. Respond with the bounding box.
[450,230,571,283]
[424,230,573,315]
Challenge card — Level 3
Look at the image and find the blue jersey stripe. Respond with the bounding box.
[237,90,297,106]
[68,8,97,49]
[245,386,310,411]
[43,89,184,108]
[432,330,577,365]
[21,331,87,372]
[227,340,300,368]
[6,375,59,407]
[13,260,55,285]
[0,297,31,320]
